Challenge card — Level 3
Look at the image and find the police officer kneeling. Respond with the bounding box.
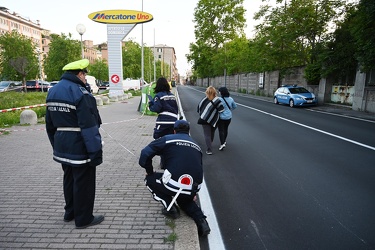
[139,120,211,237]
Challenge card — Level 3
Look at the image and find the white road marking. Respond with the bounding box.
[237,103,375,151]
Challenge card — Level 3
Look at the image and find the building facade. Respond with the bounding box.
[1,6,179,82]
[0,7,44,52]
[149,44,177,82]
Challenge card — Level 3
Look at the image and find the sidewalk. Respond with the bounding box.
[0,96,199,249]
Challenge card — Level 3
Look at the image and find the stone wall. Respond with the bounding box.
[195,66,374,113]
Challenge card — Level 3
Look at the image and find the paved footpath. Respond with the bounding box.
[0,96,199,250]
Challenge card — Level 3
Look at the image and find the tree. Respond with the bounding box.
[188,0,246,78]
[350,0,375,72]
[122,40,155,82]
[89,59,109,81]
[0,30,38,90]
[43,33,81,81]
[253,0,349,84]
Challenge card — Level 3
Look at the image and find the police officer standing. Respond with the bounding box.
[45,59,104,229]
[139,120,211,237]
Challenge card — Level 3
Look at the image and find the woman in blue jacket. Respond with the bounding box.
[217,87,237,151]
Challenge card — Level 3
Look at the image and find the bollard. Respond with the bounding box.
[101,96,110,105]
[95,97,103,106]
[110,96,118,102]
[20,110,38,125]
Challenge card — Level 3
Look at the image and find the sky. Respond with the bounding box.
[4,0,266,76]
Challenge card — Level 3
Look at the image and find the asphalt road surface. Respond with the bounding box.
[177,85,375,250]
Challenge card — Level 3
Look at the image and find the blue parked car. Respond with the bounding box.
[274,85,317,108]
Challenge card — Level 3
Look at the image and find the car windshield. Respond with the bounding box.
[289,87,309,94]
[0,81,10,87]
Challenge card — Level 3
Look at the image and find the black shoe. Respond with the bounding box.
[197,218,210,237]
[63,217,74,222]
[63,213,74,222]
[76,215,104,229]
[161,205,180,219]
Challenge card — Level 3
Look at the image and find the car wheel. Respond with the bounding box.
[274,97,279,104]
[289,99,294,108]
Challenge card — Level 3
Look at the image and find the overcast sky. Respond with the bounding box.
[4,0,266,76]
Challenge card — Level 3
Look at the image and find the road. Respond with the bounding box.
[177,85,375,250]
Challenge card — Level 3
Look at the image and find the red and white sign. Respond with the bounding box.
[111,74,120,84]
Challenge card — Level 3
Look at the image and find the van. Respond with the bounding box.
[122,79,148,91]
[122,78,142,91]
[86,75,99,94]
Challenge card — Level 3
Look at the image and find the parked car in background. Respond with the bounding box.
[85,75,99,94]
[98,81,109,91]
[0,81,23,92]
[26,80,50,92]
[47,81,59,91]
[274,85,317,108]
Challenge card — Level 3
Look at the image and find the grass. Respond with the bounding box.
[0,89,141,129]
[0,92,47,128]
[164,218,178,243]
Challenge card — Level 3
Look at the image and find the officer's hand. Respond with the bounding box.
[89,150,103,167]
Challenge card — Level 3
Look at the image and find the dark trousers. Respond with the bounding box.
[153,124,174,168]
[62,164,96,227]
[202,124,216,151]
[145,173,205,223]
[218,118,231,144]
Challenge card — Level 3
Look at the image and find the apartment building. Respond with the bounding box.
[1,6,179,81]
[149,44,178,81]
[0,6,99,65]
[0,6,44,51]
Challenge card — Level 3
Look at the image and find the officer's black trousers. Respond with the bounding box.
[62,164,96,227]
[145,173,205,223]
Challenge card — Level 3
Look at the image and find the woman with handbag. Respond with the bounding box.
[217,87,237,151]
[197,86,224,155]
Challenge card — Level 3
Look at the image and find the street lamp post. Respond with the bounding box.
[76,24,86,59]
[36,48,43,92]
[220,25,227,87]
[141,0,144,85]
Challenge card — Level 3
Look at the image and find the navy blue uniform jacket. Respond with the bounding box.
[45,72,102,167]
[139,133,203,185]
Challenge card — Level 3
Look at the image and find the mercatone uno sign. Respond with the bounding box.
[88,10,153,24]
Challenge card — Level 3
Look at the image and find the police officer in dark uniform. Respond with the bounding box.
[148,77,178,139]
[45,59,104,229]
[139,120,211,237]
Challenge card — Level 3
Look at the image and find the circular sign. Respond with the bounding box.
[178,174,193,185]
[111,74,120,84]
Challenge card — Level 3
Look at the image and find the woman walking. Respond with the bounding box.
[217,87,237,151]
[197,86,224,155]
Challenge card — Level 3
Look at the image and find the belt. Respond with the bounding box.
[57,127,81,132]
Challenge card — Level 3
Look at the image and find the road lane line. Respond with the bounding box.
[177,87,226,250]
[308,109,375,123]
[238,103,375,151]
